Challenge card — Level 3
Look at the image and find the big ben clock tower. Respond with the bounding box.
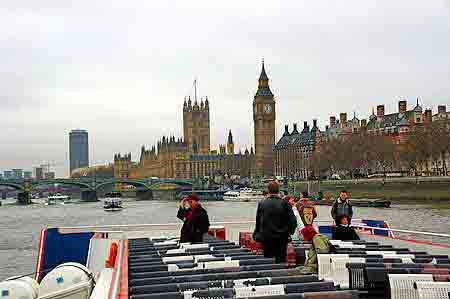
[253,60,275,177]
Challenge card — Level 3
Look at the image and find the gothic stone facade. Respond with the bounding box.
[274,121,321,179]
[114,99,256,180]
[114,63,278,180]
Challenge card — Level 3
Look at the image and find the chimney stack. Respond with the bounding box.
[377,105,385,118]
[293,123,298,133]
[303,121,309,132]
[313,119,318,128]
[325,125,329,131]
[438,105,446,114]
[330,116,336,128]
[340,113,347,128]
[425,109,432,123]
[398,100,407,113]
[284,124,289,135]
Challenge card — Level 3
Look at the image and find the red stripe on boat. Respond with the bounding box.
[35,229,47,281]
[118,240,128,299]
[108,241,119,299]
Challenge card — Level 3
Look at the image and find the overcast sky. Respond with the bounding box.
[1,0,450,177]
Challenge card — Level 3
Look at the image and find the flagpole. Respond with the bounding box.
[194,78,197,102]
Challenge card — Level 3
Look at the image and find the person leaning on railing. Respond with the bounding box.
[332,215,360,241]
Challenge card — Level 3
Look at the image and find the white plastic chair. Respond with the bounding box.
[331,256,365,288]
[337,244,366,249]
[234,284,286,298]
[367,251,396,255]
[318,254,348,280]
[388,274,434,299]
[382,254,415,259]
[330,240,344,245]
[415,281,450,299]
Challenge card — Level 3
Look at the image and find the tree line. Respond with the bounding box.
[309,121,450,179]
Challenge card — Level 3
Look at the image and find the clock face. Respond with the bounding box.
[264,104,272,114]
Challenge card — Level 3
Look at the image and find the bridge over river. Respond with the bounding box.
[0,178,194,203]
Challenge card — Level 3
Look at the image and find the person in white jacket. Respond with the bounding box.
[285,195,304,240]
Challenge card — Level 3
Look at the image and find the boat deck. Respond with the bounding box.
[362,233,450,256]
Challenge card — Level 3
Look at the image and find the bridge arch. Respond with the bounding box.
[34,179,93,190]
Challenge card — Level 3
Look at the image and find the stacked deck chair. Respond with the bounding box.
[127,235,359,299]
[315,239,450,299]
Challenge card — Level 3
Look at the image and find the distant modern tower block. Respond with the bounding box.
[69,129,89,175]
[33,167,44,180]
[12,169,23,179]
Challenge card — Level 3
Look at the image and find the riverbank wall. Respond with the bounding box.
[290,177,450,202]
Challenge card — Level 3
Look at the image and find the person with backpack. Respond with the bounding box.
[300,225,333,273]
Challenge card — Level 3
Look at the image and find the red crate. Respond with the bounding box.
[208,225,226,240]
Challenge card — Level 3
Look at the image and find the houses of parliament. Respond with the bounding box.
[113,62,276,179]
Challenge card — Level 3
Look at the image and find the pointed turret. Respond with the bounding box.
[183,97,187,111]
[204,96,209,109]
[227,130,234,144]
[193,98,199,111]
[200,98,204,110]
[302,121,309,133]
[283,125,290,136]
[291,123,299,135]
[227,130,235,155]
[256,59,273,97]
[250,147,254,155]
[369,107,376,121]
[414,97,423,112]
[187,96,192,110]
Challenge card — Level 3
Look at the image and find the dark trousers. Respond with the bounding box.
[262,238,288,263]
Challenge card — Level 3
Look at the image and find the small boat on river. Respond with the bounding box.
[46,193,70,205]
[223,188,263,202]
[103,192,123,212]
[312,198,391,208]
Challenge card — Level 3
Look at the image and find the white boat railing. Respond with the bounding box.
[352,224,450,239]
[58,219,450,240]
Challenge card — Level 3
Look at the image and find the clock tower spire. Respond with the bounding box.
[253,60,275,177]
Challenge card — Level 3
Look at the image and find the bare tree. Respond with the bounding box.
[366,134,396,182]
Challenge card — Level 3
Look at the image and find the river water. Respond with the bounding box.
[0,199,449,280]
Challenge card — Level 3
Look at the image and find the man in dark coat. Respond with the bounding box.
[177,193,210,243]
[253,181,297,263]
[331,190,353,225]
